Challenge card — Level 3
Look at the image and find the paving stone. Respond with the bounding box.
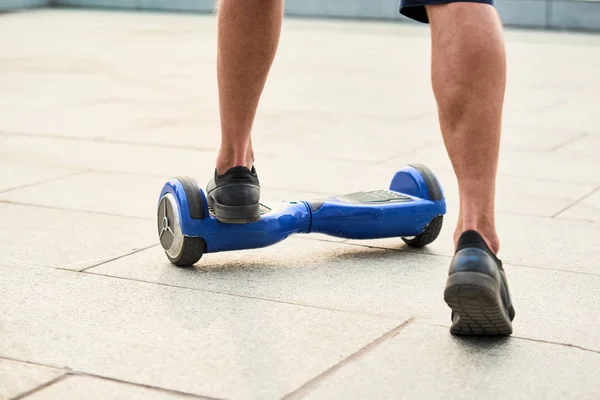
[88,238,600,352]
[106,117,221,152]
[556,134,600,159]
[1,9,600,400]
[504,38,600,97]
[0,202,156,271]
[0,358,65,400]
[556,188,600,224]
[0,134,216,179]
[0,162,79,193]
[0,135,398,194]
[348,210,600,276]
[557,190,600,223]
[0,170,340,220]
[0,264,400,400]
[23,376,200,400]
[504,99,600,134]
[257,157,399,194]
[0,171,171,220]
[0,167,340,220]
[405,165,595,218]
[557,203,600,224]
[401,143,600,185]
[0,103,199,139]
[299,323,600,400]
[114,111,436,164]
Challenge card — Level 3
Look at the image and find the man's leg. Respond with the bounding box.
[207,0,284,223]
[427,3,504,254]
[400,1,515,335]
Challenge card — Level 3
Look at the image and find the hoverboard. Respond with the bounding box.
[157,164,446,266]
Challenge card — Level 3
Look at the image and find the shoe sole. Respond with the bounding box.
[209,201,261,224]
[444,271,513,336]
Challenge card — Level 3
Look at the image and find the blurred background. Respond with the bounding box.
[0,0,600,31]
[2,0,600,31]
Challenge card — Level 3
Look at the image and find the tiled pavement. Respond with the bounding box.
[1,9,599,400]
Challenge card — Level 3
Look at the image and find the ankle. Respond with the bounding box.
[454,223,500,255]
[216,146,254,175]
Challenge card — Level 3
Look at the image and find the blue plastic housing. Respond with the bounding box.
[158,166,446,254]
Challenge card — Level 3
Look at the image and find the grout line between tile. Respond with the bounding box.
[1,129,218,153]
[11,373,70,400]
[0,130,391,166]
[64,372,222,400]
[1,131,217,152]
[3,155,600,188]
[77,244,160,272]
[551,185,600,218]
[280,318,415,400]
[547,131,589,152]
[330,240,600,277]
[498,173,599,186]
[0,355,219,400]
[419,321,600,354]
[0,199,153,221]
[512,336,600,355]
[0,355,73,374]
[0,170,90,195]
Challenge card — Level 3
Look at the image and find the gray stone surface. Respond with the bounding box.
[0,162,79,193]
[0,171,170,220]
[1,9,599,400]
[557,188,600,223]
[399,141,600,185]
[0,358,65,400]
[89,240,600,352]
[0,134,215,178]
[0,264,400,400]
[0,170,339,220]
[23,376,202,400]
[557,134,600,158]
[299,323,600,400]
[348,211,600,275]
[407,165,596,218]
[0,202,156,270]
[0,133,401,195]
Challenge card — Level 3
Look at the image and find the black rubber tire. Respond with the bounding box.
[157,176,207,268]
[407,163,443,201]
[402,215,444,247]
[174,176,207,220]
[165,236,207,267]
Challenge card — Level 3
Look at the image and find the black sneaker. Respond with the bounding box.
[206,166,261,223]
[444,230,516,336]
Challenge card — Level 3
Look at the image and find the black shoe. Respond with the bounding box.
[206,166,261,223]
[444,230,516,336]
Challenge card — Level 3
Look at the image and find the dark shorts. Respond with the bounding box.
[399,0,494,23]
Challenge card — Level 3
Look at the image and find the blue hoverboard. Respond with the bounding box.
[157,164,446,267]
